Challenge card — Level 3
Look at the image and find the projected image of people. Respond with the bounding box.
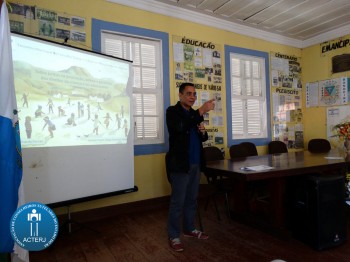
[25,116,32,139]
[42,116,55,138]
[12,34,132,148]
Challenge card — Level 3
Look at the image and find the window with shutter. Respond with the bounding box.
[101,32,164,145]
[225,46,270,145]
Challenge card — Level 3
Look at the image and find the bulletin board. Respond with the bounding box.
[270,52,304,149]
[8,2,86,44]
[172,35,224,150]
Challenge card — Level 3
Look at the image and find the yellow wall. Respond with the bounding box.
[301,35,350,146]
[11,0,310,215]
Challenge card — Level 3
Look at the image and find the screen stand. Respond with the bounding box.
[60,205,99,235]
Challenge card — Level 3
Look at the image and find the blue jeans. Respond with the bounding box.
[167,164,201,239]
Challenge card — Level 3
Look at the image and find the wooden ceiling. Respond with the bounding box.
[155,0,350,40]
[108,0,350,47]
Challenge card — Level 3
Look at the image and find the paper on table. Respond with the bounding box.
[324,156,344,160]
[240,165,274,171]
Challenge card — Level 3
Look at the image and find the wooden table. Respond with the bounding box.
[205,150,350,237]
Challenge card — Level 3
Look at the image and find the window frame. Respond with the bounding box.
[101,32,164,145]
[225,45,271,147]
[92,19,170,155]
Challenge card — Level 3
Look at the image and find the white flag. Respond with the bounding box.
[0,2,28,261]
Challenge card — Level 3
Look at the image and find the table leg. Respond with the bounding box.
[268,177,286,229]
[231,180,248,215]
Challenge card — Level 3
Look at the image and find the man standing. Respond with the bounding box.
[166,82,215,252]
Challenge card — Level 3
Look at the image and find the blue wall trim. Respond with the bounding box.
[92,19,170,155]
[224,45,271,147]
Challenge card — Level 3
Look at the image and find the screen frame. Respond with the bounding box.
[12,32,136,208]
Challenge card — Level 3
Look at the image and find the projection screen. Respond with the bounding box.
[12,33,135,206]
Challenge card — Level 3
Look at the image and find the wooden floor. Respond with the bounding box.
[30,198,350,262]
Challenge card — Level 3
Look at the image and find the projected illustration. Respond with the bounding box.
[12,34,131,148]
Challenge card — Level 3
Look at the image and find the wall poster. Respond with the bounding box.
[172,36,224,151]
[8,2,86,44]
[306,77,349,107]
[270,52,304,149]
[327,106,350,152]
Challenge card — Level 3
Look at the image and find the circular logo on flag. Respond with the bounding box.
[10,202,59,251]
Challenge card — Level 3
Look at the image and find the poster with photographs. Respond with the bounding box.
[39,20,55,37]
[173,35,224,148]
[8,3,30,33]
[270,52,302,89]
[71,16,85,27]
[271,86,304,149]
[36,8,57,22]
[8,2,86,44]
[10,20,24,33]
[270,52,304,149]
[8,3,25,16]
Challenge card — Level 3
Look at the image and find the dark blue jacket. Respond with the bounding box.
[166,101,208,175]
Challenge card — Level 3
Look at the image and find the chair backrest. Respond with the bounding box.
[239,142,258,157]
[268,140,288,154]
[229,144,244,159]
[203,146,224,162]
[308,138,331,153]
[229,142,258,159]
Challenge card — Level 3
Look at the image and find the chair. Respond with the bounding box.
[307,139,333,179]
[268,140,288,154]
[308,138,331,153]
[240,142,258,156]
[229,142,258,159]
[203,146,224,162]
[202,146,232,221]
[229,144,244,159]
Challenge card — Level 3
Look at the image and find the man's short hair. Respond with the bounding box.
[179,82,194,94]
